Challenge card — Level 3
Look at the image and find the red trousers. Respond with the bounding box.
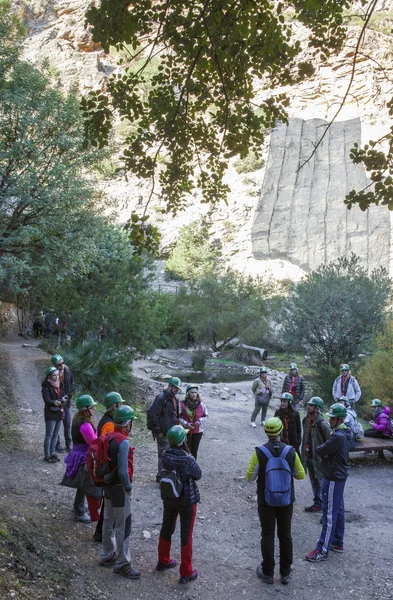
[158,503,197,577]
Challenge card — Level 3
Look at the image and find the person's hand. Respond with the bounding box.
[54,400,61,407]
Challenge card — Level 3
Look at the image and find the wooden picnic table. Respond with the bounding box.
[352,436,393,453]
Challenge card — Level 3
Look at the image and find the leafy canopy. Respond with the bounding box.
[282,254,391,367]
[84,0,352,212]
[358,319,393,409]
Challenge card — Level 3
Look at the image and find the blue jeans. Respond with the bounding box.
[57,408,72,448]
[317,478,346,553]
[44,419,62,457]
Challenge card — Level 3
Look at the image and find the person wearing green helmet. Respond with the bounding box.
[364,399,391,440]
[60,394,102,524]
[305,403,351,562]
[281,363,305,410]
[179,385,208,459]
[99,405,140,580]
[147,377,182,482]
[250,367,272,427]
[157,425,201,584]
[274,393,301,454]
[246,417,305,584]
[51,354,74,453]
[41,367,67,463]
[332,364,361,407]
[300,397,331,513]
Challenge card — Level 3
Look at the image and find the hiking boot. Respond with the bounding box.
[280,573,291,585]
[330,544,343,554]
[114,566,141,580]
[250,422,256,428]
[44,455,52,462]
[74,513,91,524]
[49,454,60,463]
[305,549,328,562]
[55,445,66,453]
[261,420,266,426]
[179,569,198,584]
[304,504,321,513]
[256,565,273,584]
[156,559,177,571]
[99,553,117,567]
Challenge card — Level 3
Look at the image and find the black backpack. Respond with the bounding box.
[159,468,184,500]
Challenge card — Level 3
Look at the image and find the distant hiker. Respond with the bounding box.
[305,403,351,562]
[33,312,45,338]
[300,397,331,513]
[99,405,141,580]
[93,392,126,543]
[250,367,272,427]
[185,320,195,349]
[339,396,363,446]
[179,385,208,460]
[148,377,182,482]
[332,364,361,407]
[281,363,305,410]
[157,425,201,584]
[274,392,301,454]
[60,395,102,523]
[246,417,305,585]
[41,367,66,463]
[51,354,74,453]
[364,399,391,439]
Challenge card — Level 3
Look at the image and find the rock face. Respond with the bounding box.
[252,118,391,273]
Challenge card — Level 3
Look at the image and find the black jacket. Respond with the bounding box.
[162,446,201,506]
[282,374,305,404]
[149,389,179,436]
[274,408,301,454]
[255,441,297,506]
[60,367,74,409]
[42,382,66,421]
[316,426,350,481]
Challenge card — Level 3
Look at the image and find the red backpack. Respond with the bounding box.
[87,432,125,486]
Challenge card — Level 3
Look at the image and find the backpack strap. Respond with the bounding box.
[280,445,292,460]
[259,444,292,461]
[258,445,273,460]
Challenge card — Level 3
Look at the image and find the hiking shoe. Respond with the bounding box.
[156,559,177,571]
[74,513,91,524]
[304,504,321,513]
[99,553,117,567]
[280,573,291,585]
[261,420,266,426]
[49,454,60,463]
[330,544,343,554]
[55,445,66,453]
[256,565,273,584]
[305,549,328,562]
[44,455,52,462]
[114,566,141,580]
[179,569,198,584]
[250,422,256,428]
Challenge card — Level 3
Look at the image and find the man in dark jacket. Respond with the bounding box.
[305,403,351,562]
[301,397,331,513]
[51,354,74,452]
[282,363,305,410]
[99,405,141,580]
[148,377,182,482]
[246,417,305,585]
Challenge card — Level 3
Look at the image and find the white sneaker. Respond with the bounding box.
[261,420,265,426]
[250,422,256,428]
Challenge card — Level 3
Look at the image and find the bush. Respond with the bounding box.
[234,152,264,174]
[191,350,207,371]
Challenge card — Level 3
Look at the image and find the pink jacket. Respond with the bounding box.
[373,406,391,437]
[179,401,208,434]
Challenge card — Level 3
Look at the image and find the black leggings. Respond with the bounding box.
[186,432,203,460]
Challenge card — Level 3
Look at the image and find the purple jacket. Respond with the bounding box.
[373,407,391,437]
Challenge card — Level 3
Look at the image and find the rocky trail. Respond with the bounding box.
[0,339,392,600]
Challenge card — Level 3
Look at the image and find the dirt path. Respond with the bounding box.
[0,340,393,600]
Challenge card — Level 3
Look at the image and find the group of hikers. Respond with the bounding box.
[40,356,392,586]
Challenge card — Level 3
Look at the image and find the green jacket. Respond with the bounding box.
[301,413,331,480]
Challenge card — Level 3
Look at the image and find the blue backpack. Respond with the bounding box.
[258,445,292,507]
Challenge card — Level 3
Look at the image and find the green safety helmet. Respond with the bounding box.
[259,367,268,373]
[167,425,187,446]
[280,392,294,403]
[51,354,63,366]
[264,417,283,437]
[341,364,350,371]
[104,391,125,409]
[308,397,324,409]
[339,396,350,406]
[168,376,182,389]
[371,398,382,407]
[289,363,297,370]
[46,366,58,377]
[113,405,135,423]
[328,403,347,418]
[76,394,97,410]
[186,385,198,394]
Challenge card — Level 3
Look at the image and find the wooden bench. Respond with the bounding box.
[351,436,393,453]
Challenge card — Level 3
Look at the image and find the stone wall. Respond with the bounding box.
[0,301,19,337]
